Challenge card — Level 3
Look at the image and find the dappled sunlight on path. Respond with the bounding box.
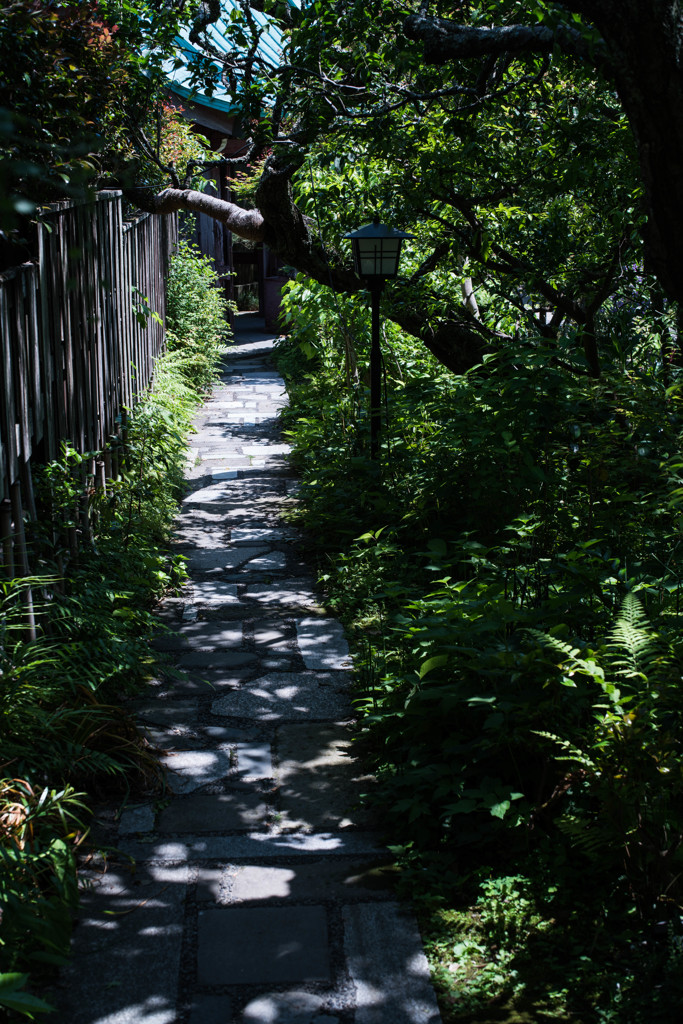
[54,314,441,1024]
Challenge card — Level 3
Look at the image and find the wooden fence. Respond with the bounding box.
[0,191,177,599]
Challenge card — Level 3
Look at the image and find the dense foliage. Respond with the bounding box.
[111,0,683,381]
[165,239,234,391]
[0,0,207,245]
[6,2,683,378]
[0,242,229,1017]
[276,271,683,1021]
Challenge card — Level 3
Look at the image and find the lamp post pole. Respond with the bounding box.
[370,282,383,461]
[345,217,413,461]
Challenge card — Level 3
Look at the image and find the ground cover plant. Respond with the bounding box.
[275,273,683,1023]
[0,241,230,1017]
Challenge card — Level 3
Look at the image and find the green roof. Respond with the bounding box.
[165,1,285,115]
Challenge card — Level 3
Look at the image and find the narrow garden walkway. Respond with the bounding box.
[55,314,441,1024]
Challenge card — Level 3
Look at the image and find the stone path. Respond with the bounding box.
[55,315,441,1024]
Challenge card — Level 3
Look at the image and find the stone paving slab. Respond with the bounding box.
[211,671,352,722]
[54,865,188,1024]
[175,508,227,525]
[185,488,286,511]
[245,582,320,609]
[183,545,267,572]
[146,672,238,698]
[343,903,442,1024]
[254,620,292,648]
[198,906,331,984]
[172,527,228,549]
[244,551,289,573]
[157,791,269,832]
[221,337,275,356]
[142,723,256,752]
[216,413,257,424]
[130,699,200,726]
[191,580,241,608]
[154,621,243,651]
[235,464,291,479]
[169,670,247,695]
[118,804,156,835]
[276,723,372,832]
[243,443,292,456]
[182,482,237,504]
[230,525,285,544]
[184,502,285,523]
[160,748,235,794]
[178,650,257,670]
[295,617,352,670]
[233,741,274,778]
[257,654,299,672]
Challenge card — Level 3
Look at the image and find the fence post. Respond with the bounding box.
[0,499,13,578]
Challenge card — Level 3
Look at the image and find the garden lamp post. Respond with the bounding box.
[345,217,413,460]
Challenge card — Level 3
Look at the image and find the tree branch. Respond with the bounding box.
[389,303,492,375]
[128,187,267,242]
[404,12,609,71]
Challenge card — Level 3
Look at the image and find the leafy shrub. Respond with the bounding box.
[165,239,234,392]
[0,779,87,983]
[529,594,683,910]
[278,273,683,1020]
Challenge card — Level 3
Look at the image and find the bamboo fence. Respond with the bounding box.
[0,191,178,620]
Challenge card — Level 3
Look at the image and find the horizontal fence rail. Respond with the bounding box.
[0,191,177,608]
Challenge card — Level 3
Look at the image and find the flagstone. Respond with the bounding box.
[211,671,352,722]
[161,748,235,794]
[197,906,330,985]
[157,792,268,832]
[295,617,352,670]
[191,580,240,607]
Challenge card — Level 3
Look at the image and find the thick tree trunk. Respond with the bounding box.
[560,1,683,304]
[403,12,606,67]
[390,307,489,374]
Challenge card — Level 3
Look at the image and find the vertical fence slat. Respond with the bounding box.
[0,279,19,486]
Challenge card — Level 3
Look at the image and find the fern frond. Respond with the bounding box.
[616,592,648,629]
[556,814,612,855]
[531,730,596,769]
[525,629,580,660]
[525,629,605,683]
[607,594,666,683]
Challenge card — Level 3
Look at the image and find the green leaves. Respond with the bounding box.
[0,974,53,1017]
[1,0,185,226]
[418,655,449,679]
[165,241,233,394]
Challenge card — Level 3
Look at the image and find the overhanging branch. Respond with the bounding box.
[128,187,267,242]
[404,12,610,71]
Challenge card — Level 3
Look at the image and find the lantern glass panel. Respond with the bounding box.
[356,238,402,278]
